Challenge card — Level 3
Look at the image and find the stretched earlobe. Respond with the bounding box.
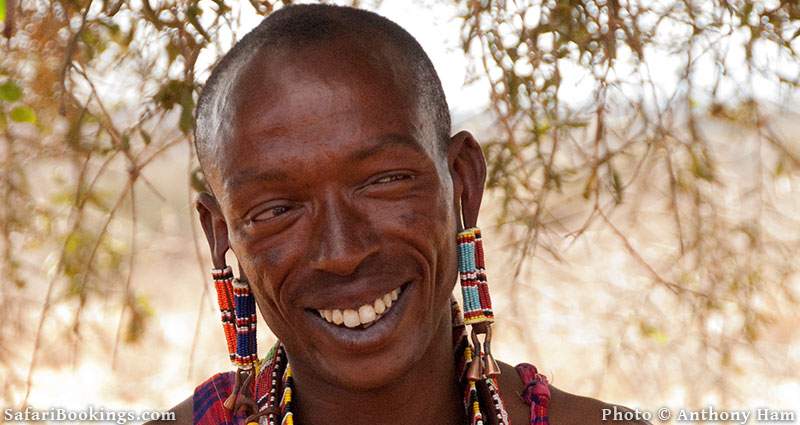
[202,208,258,416]
[448,130,487,229]
[196,192,231,269]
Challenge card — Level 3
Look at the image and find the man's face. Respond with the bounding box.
[206,40,459,389]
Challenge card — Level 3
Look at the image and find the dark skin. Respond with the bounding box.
[149,35,650,425]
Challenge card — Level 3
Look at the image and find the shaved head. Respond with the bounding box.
[195,4,452,183]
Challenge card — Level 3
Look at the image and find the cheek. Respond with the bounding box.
[392,195,451,239]
[240,248,300,343]
[393,185,457,274]
[229,231,293,317]
[430,176,458,286]
[230,222,294,284]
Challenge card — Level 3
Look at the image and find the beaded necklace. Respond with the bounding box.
[242,300,510,425]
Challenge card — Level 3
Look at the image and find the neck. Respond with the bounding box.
[288,309,466,425]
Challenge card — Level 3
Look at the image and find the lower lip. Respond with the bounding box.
[303,281,414,353]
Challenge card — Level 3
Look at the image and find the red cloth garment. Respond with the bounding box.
[515,363,551,425]
[193,372,237,425]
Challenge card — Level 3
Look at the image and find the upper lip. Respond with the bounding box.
[300,279,411,310]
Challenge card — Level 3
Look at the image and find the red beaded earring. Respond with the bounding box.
[211,262,259,415]
[457,227,500,380]
[457,226,508,425]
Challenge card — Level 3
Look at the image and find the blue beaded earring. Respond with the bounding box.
[457,227,501,381]
[211,262,259,414]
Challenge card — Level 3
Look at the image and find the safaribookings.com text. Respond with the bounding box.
[4,406,175,424]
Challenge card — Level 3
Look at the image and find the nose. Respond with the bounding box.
[309,192,379,276]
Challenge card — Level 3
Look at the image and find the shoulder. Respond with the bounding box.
[497,361,651,425]
[145,371,235,425]
[549,385,652,425]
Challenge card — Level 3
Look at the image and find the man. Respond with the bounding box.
[155,4,650,425]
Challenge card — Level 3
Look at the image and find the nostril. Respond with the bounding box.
[309,247,380,277]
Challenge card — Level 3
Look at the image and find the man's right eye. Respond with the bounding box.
[252,205,291,221]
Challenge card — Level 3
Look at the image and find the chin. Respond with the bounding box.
[283,323,435,393]
[325,347,422,391]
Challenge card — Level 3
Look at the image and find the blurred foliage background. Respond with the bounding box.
[1,0,798,413]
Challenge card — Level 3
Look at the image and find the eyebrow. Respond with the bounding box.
[226,133,426,190]
[226,169,289,191]
[349,133,426,162]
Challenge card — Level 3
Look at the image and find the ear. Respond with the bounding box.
[447,130,487,229]
[196,192,230,269]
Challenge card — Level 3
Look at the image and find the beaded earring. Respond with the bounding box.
[457,227,511,425]
[457,227,501,381]
[211,264,259,415]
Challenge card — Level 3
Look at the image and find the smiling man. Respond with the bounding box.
[158,4,650,425]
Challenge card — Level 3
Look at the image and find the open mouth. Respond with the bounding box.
[314,284,406,329]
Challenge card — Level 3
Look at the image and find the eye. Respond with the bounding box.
[374,173,414,184]
[251,205,292,222]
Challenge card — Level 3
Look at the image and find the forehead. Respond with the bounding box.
[207,38,438,198]
[235,40,413,136]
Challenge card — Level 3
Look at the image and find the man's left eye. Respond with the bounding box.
[374,174,413,184]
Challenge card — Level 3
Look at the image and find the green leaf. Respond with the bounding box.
[639,321,668,344]
[0,80,22,102]
[10,105,36,123]
[610,168,624,204]
[190,167,207,193]
[689,148,714,181]
[139,128,151,145]
[774,158,785,176]
[179,104,194,134]
[0,0,6,22]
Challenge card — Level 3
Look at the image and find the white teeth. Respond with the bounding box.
[332,309,343,325]
[373,298,386,314]
[317,286,403,328]
[343,309,360,328]
[358,304,376,323]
